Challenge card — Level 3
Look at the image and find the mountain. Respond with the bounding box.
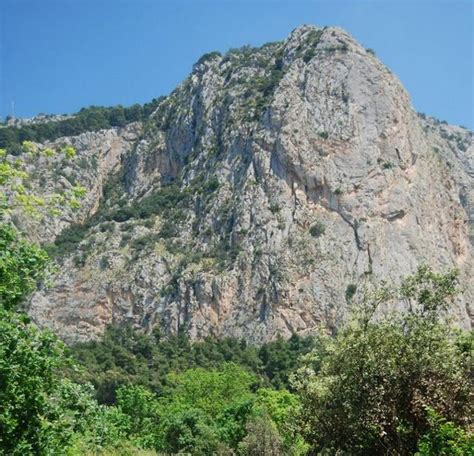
[6,25,472,343]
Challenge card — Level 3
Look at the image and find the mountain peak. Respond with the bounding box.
[287,24,322,41]
[9,25,470,344]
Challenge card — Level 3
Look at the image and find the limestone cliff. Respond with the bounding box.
[14,25,472,343]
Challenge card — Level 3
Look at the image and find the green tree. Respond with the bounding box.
[293,266,473,455]
[161,408,231,455]
[156,363,257,453]
[258,333,314,389]
[0,309,72,454]
[161,362,257,416]
[115,385,160,448]
[0,224,50,310]
[237,413,284,456]
[254,388,308,454]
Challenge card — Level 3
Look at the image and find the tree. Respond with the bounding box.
[293,266,473,455]
[0,308,72,454]
[0,224,50,310]
[254,388,308,455]
[156,363,256,451]
[161,408,231,455]
[115,385,160,448]
[258,333,314,389]
[237,414,284,456]
[161,363,257,416]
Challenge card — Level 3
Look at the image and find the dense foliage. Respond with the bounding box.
[69,326,315,404]
[293,268,473,455]
[1,261,473,454]
[415,408,474,455]
[0,99,163,152]
[64,363,306,455]
[0,308,71,454]
[0,224,50,310]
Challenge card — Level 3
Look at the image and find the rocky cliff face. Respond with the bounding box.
[20,25,472,343]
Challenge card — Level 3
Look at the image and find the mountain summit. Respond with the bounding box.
[11,25,471,343]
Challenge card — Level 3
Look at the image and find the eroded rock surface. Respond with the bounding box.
[21,26,472,343]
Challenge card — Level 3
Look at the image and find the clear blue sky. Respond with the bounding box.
[1,0,473,128]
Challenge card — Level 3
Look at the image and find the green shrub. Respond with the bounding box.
[0,308,74,454]
[416,408,474,455]
[345,283,357,302]
[238,414,284,455]
[120,232,133,247]
[309,221,326,238]
[99,256,110,270]
[303,48,316,63]
[204,176,220,193]
[269,203,281,213]
[0,224,50,310]
[46,223,90,258]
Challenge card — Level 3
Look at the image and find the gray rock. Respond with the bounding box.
[21,25,473,344]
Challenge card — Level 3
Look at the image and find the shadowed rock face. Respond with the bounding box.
[22,25,472,343]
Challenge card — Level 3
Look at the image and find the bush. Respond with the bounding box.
[345,283,357,302]
[303,48,316,63]
[47,222,90,258]
[238,414,284,455]
[99,256,110,270]
[0,308,73,454]
[309,221,325,238]
[416,408,474,455]
[269,203,281,214]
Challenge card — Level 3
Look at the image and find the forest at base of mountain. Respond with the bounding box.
[1,266,472,455]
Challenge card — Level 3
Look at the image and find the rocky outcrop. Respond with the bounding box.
[12,123,141,242]
[23,25,472,343]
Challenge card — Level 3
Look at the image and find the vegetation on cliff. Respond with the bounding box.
[0,99,163,153]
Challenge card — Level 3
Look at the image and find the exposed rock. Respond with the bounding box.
[18,25,473,343]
